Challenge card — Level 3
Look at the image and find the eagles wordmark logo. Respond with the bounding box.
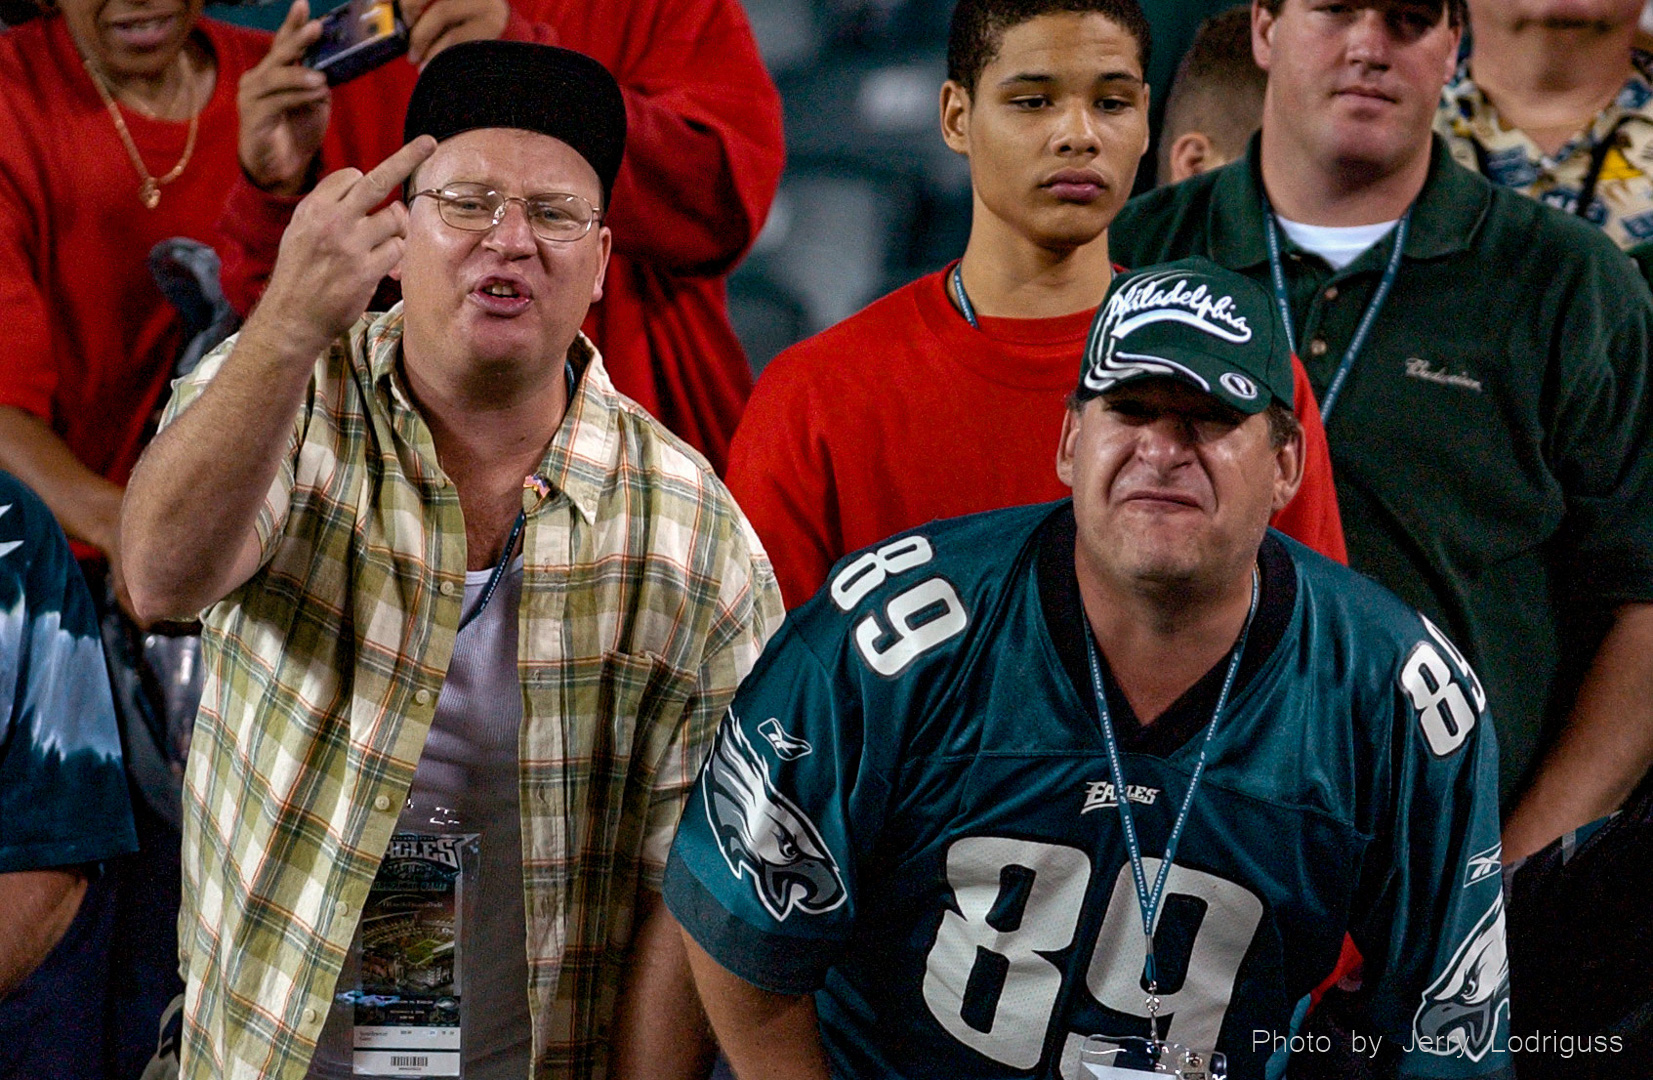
[703,715,846,921]
[1413,892,1509,1063]
[1080,780,1161,814]
[1084,271,1254,396]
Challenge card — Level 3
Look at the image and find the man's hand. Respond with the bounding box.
[257,136,437,357]
[238,1,331,196]
[402,0,509,66]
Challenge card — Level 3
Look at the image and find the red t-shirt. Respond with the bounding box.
[0,17,275,493]
[727,269,1347,608]
[218,0,786,475]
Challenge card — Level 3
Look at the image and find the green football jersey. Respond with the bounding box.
[667,502,1511,1080]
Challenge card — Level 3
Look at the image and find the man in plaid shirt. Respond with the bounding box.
[121,42,781,1080]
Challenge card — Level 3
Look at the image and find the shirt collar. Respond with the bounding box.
[1443,50,1653,169]
[361,306,616,525]
[1209,130,1491,269]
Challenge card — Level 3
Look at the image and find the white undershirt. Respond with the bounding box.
[1275,216,1400,271]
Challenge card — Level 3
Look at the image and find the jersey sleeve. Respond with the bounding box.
[1269,355,1347,564]
[0,475,137,874]
[1352,615,1513,1078]
[664,615,888,993]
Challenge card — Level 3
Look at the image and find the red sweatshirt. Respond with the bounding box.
[727,269,1347,609]
[218,0,786,475]
[0,18,277,506]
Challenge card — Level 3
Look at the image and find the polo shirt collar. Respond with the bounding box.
[363,307,615,525]
[1208,130,1491,269]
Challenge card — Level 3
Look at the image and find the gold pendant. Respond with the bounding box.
[141,179,160,210]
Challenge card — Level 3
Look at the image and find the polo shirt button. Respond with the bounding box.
[440,580,457,596]
[303,1007,319,1025]
[415,689,433,706]
[1309,338,1329,357]
[1324,286,1338,301]
[374,795,392,811]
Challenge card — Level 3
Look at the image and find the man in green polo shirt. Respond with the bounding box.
[1111,0,1653,1071]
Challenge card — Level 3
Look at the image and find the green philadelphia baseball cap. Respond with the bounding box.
[1076,257,1294,415]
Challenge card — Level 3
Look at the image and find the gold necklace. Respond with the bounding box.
[83,52,199,210]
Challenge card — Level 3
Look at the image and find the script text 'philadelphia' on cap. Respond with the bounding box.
[1077,257,1295,415]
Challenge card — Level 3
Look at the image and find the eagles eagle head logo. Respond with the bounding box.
[702,716,847,922]
[1413,892,1510,1063]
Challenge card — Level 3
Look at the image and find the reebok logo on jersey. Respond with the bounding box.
[758,717,813,760]
[1081,780,1160,814]
[702,715,847,922]
[1463,842,1502,888]
[1412,892,1509,1063]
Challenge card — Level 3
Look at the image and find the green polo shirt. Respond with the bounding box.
[1110,136,1653,809]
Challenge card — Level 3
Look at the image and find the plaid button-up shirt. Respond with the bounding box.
[165,307,782,1080]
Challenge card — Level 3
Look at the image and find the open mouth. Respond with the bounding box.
[106,13,179,50]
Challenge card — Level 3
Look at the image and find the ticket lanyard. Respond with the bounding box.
[460,509,525,633]
[952,262,981,330]
[1084,568,1258,1040]
[1262,202,1411,422]
[458,360,574,634]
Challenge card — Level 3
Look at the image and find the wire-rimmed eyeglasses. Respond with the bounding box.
[409,183,602,242]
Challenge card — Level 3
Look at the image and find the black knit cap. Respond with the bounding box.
[403,40,627,209]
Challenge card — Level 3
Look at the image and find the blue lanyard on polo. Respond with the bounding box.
[1083,567,1259,1040]
[1262,201,1411,422]
[456,359,576,634]
[952,263,981,331]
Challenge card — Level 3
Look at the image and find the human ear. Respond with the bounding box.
[1252,1,1276,72]
[940,79,972,156]
[1169,132,1224,183]
[1056,404,1082,489]
[1271,428,1305,512]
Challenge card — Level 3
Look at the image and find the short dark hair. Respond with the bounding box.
[947,0,1153,95]
[1255,0,1466,28]
[1159,6,1265,179]
[1264,399,1300,450]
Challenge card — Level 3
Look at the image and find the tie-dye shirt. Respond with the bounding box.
[1437,50,1653,249]
[0,471,136,876]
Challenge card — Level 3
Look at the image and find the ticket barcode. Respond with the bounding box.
[353,1048,460,1076]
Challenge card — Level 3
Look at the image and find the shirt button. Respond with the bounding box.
[1324,286,1339,301]
[374,795,392,812]
[334,900,349,919]
[1309,338,1329,357]
[415,688,433,706]
[303,1007,319,1025]
[440,580,457,597]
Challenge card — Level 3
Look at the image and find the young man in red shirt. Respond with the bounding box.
[726,0,1343,608]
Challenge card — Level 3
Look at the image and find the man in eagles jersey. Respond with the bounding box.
[665,258,1511,1080]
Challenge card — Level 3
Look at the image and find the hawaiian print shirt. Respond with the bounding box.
[1436,50,1653,248]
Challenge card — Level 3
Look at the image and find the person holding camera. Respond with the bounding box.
[228,0,785,474]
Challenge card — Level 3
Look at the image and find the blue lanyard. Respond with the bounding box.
[457,361,574,633]
[1084,568,1258,1036]
[459,508,526,633]
[1262,203,1410,421]
[951,263,981,331]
